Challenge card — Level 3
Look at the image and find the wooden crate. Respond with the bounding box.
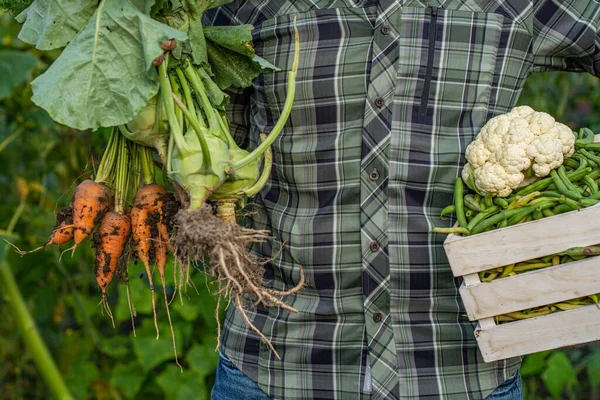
[444,204,600,362]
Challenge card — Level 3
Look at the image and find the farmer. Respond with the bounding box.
[207,1,600,399]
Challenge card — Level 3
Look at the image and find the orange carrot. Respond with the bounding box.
[71,180,113,252]
[10,206,74,255]
[94,211,131,324]
[130,184,169,338]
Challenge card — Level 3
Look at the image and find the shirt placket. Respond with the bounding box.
[361,2,403,398]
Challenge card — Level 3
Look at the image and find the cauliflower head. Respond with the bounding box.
[463,106,575,197]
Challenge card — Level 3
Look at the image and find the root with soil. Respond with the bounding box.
[172,205,305,359]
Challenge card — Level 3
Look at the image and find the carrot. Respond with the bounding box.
[8,206,75,256]
[94,211,131,325]
[71,179,113,253]
[131,184,170,337]
[130,183,181,368]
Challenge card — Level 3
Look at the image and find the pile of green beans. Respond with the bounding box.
[434,128,600,323]
[434,128,600,237]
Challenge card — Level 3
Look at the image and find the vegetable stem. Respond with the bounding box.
[158,60,188,158]
[171,92,212,171]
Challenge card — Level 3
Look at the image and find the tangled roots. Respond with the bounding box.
[172,205,305,358]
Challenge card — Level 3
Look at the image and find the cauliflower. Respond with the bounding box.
[462,107,576,197]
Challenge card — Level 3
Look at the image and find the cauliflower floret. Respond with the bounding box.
[489,144,531,174]
[509,105,535,118]
[473,163,523,197]
[465,140,491,169]
[503,119,534,149]
[527,134,564,176]
[479,115,511,152]
[526,112,556,136]
[549,122,576,157]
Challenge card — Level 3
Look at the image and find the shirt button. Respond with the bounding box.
[381,25,390,35]
[369,169,380,181]
[369,241,380,252]
[375,98,385,108]
[373,313,383,323]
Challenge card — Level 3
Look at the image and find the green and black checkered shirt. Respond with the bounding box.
[206,1,600,398]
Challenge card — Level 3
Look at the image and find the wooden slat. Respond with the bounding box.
[461,273,497,326]
[460,257,600,320]
[476,305,600,362]
[443,205,600,277]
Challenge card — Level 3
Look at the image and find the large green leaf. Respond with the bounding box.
[203,25,255,57]
[202,24,279,90]
[30,0,186,130]
[206,40,270,89]
[15,0,98,50]
[156,364,208,400]
[541,351,577,399]
[0,49,37,100]
[110,362,146,399]
[132,319,184,372]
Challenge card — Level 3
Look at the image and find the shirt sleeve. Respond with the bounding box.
[532,0,600,77]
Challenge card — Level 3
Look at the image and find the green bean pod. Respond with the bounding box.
[550,169,582,199]
[464,195,484,212]
[467,205,500,231]
[507,206,535,225]
[541,208,555,217]
[579,149,600,166]
[562,158,580,170]
[553,204,574,214]
[580,198,600,207]
[454,178,468,228]
[583,175,599,194]
[493,197,509,208]
[440,204,456,219]
[470,208,525,235]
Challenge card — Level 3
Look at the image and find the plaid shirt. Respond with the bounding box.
[206,1,600,399]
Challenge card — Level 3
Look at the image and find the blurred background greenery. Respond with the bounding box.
[0,8,599,400]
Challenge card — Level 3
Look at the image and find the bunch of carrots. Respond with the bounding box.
[12,128,183,366]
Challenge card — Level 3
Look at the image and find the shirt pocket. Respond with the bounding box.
[415,7,504,128]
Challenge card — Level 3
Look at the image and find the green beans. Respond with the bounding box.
[454,178,468,228]
[562,158,580,170]
[493,197,509,208]
[553,204,574,214]
[467,205,500,231]
[463,194,483,212]
[431,227,470,235]
[579,198,600,207]
[470,208,524,235]
[507,206,535,225]
[579,149,600,165]
[583,175,599,194]
[550,169,582,200]
[575,127,596,146]
[440,205,455,219]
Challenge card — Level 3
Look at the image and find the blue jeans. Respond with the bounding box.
[211,352,523,399]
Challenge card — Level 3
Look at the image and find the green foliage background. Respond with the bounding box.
[0,9,599,400]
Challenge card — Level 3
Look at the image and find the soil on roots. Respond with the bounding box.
[172,205,305,359]
[172,205,266,286]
